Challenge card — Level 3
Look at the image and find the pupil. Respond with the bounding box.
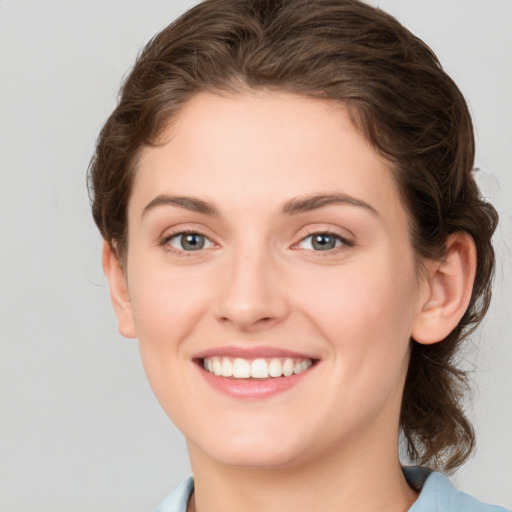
[181,234,204,250]
[312,234,335,250]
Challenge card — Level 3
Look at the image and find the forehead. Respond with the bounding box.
[132,91,407,231]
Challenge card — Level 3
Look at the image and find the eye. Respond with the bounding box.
[296,232,352,251]
[165,232,214,252]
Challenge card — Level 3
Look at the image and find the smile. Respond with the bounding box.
[202,356,313,379]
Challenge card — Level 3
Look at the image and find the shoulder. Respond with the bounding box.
[154,471,509,512]
[154,476,194,512]
[404,467,509,512]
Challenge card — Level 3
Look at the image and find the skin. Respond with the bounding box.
[104,91,476,512]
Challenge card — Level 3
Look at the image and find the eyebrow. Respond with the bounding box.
[142,195,219,217]
[141,192,379,218]
[281,193,379,217]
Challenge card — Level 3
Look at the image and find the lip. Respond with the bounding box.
[193,345,319,399]
[193,345,318,360]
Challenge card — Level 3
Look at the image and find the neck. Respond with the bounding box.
[187,429,417,512]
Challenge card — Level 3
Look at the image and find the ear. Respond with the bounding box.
[102,241,136,339]
[412,232,477,345]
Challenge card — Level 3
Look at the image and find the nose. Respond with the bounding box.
[214,248,291,332]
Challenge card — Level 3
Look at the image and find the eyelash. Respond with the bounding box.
[159,230,216,256]
[294,230,355,253]
[159,229,354,257]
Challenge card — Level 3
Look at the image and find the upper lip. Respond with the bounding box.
[193,345,319,360]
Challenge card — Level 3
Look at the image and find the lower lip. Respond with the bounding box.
[197,364,316,399]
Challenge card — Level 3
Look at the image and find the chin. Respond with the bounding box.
[204,442,307,469]
[186,421,316,470]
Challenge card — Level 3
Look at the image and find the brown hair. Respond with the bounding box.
[88,0,498,471]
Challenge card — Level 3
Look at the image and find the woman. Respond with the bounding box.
[88,0,506,510]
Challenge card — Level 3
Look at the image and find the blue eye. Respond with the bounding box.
[166,232,214,251]
[298,233,351,251]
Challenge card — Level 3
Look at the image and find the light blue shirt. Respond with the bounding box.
[155,477,194,512]
[403,467,508,511]
[154,468,508,512]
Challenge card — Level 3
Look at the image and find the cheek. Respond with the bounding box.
[300,261,415,334]
[294,255,418,374]
[126,265,213,417]
[128,262,212,342]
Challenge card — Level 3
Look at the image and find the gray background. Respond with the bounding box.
[0,1,510,510]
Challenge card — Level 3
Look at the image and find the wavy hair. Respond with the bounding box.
[88,0,498,471]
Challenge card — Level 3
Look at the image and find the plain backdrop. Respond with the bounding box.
[0,1,511,510]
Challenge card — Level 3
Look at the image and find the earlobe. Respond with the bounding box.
[412,233,477,345]
[102,241,136,339]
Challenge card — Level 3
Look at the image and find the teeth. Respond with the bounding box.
[283,358,294,377]
[294,359,312,374]
[221,358,233,377]
[268,358,283,377]
[233,358,251,378]
[212,357,222,376]
[250,358,269,378]
[202,356,313,379]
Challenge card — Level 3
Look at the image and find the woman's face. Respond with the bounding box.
[118,91,430,469]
